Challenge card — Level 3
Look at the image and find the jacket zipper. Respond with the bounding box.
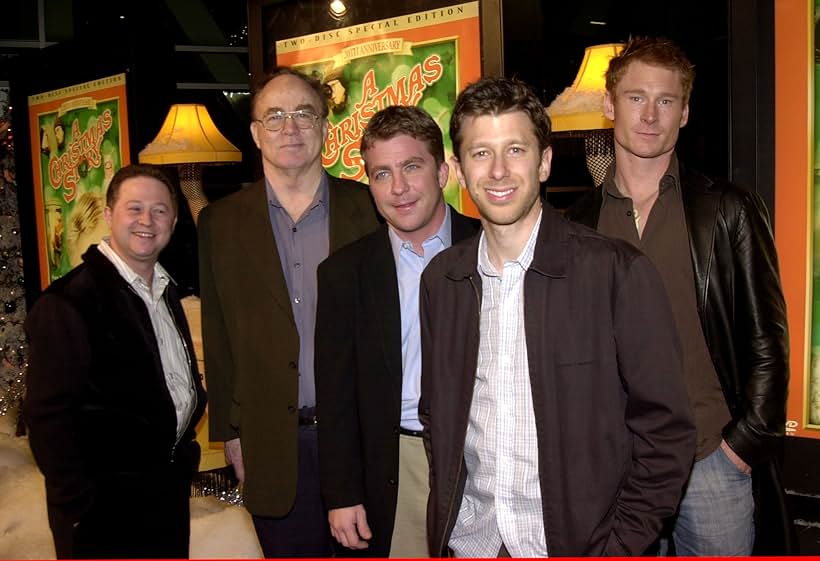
[437,273,481,555]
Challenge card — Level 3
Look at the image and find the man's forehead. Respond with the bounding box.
[620,61,684,84]
[259,76,319,102]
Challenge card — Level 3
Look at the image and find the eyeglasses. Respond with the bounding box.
[255,110,321,132]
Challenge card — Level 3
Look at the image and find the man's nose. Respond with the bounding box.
[390,174,409,195]
[641,103,658,124]
[489,155,508,180]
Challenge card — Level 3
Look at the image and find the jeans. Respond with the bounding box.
[670,444,754,556]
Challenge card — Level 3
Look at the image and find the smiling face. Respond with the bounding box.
[452,111,551,231]
[604,60,689,162]
[104,175,176,281]
[364,134,448,249]
[250,74,328,175]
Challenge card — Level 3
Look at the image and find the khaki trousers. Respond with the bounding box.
[389,434,430,557]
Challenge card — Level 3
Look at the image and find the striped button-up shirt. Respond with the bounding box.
[98,239,195,441]
[449,210,548,557]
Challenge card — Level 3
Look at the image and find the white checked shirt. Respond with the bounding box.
[449,210,548,557]
[98,240,195,441]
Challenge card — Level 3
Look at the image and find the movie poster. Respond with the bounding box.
[808,0,820,430]
[276,2,481,215]
[28,73,130,287]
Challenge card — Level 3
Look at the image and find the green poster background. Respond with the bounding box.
[38,99,123,282]
[298,39,461,208]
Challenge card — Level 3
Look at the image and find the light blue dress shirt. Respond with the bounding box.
[388,205,452,431]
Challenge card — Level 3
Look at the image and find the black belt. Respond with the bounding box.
[399,427,423,438]
[299,407,318,426]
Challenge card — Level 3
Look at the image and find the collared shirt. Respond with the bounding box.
[388,204,452,432]
[97,240,195,441]
[598,155,730,460]
[266,174,330,408]
[449,209,548,558]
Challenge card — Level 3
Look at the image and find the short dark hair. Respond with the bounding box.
[361,105,446,171]
[250,67,330,119]
[606,36,695,103]
[105,164,178,214]
[450,77,551,159]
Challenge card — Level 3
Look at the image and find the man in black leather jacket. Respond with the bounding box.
[567,36,795,555]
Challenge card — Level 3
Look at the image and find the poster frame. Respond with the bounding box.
[776,0,817,438]
[26,73,132,289]
[248,0,501,81]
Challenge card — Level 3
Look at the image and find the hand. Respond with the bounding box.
[329,504,372,550]
[224,438,245,483]
[720,439,751,475]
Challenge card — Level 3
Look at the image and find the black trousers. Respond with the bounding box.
[48,441,199,559]
[251,425,333,558]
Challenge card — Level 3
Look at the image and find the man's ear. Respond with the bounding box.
[603,90,615,122]
[437,161,450,190]
[450,155,466,189]
[538,146,553,183]
[250,121,262,150]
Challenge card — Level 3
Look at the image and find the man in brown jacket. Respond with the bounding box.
[419,76,695,556]
[199,68,378,557]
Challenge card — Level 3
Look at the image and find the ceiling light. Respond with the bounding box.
[329,0,348,19]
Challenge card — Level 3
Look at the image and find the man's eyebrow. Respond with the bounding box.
[622,88,681,99]
[260,104,319,117]
[399,156,425,166]
[370,156,424,171]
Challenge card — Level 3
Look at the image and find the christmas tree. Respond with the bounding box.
[0,88,27,420]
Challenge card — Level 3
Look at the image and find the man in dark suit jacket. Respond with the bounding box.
[316,105,480,557]
[198,68,379,557]
[24,164,207,559]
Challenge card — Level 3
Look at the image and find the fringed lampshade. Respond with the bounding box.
[139,104,241,223]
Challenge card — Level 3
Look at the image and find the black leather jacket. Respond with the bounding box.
[566,161,795,553]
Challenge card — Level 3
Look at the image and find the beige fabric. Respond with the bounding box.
[389,435,430,558]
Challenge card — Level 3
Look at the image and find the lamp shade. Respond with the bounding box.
[546,43,623,132]
[138,104,241,165]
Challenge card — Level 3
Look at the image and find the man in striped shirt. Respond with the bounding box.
[419,77,695,557]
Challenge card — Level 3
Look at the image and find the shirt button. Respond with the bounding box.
[388,478,397,486]
[294,262,301,269]
[288,361,297,369]
[294,297,301,304]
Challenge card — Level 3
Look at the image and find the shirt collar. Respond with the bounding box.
[265,171,329,213]
[387,203,452,262]
[477,207,542,277]
[601,152,681,208]
[97,238,171,297]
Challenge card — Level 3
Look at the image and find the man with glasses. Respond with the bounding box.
[199,67,379,557]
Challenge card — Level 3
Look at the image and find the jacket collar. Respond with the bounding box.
[444,202,569,280]
[679,161,720,311]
